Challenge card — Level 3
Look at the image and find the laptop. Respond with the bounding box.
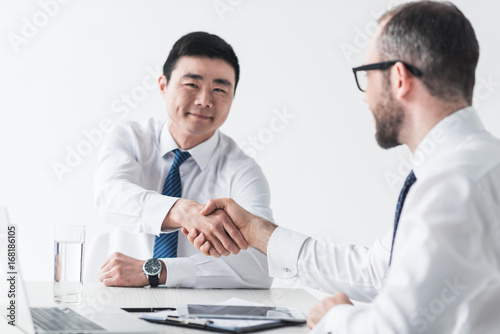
[0,206,160,334]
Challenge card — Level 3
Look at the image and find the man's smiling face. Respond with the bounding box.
[161,55,235,145]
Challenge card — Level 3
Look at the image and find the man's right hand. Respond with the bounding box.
[164,199,249,257]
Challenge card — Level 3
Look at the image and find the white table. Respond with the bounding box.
[26,282,319,333]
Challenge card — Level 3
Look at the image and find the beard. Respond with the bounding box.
[373,77,405,149]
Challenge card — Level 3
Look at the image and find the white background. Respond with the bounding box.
[1,0,499,287]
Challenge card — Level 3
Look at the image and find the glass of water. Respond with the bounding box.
[54,224,85,305]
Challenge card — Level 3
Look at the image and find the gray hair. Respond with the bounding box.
[377,1,479,104]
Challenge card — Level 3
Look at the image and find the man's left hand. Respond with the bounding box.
[307,292,353,329]
[98,252,166,287]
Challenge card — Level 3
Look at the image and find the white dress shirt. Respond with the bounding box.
[268,107,500,333]
[95,118,273,288]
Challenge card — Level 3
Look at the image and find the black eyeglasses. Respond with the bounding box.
[352,60,423,92]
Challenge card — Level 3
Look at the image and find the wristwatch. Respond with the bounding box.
[143,258,162,288]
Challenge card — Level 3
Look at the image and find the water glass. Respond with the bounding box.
[53,224,85,304]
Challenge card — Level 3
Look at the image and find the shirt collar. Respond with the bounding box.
[159,121,220,171]
[411,106,485,179]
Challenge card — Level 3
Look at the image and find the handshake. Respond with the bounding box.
[99,198,276,288]
[180,198,278,257]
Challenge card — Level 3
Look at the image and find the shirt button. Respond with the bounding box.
[283,268,291,273]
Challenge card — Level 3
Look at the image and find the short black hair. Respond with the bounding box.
[163,31,240,92]
[378,1,479,104]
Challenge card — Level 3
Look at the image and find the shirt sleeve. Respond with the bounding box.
[230,162,275,222]
[94,122,177,235]
[161,160,275,289]
[161,249,272,289]
[268,227,390,302]
[310,172,498,333]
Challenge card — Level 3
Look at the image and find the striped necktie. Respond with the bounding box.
[389,170,417,266]
[153,149,191,258]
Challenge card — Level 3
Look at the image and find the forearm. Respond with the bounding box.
[160,250,273,289]
[95,178,177,234]
[267,227,390,302]
[246,215,278,254]
[295,236,387,301]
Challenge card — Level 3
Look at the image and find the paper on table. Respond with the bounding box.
[193,298,281,328]
[140,298,267,321]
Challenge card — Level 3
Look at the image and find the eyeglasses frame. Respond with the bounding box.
[352,60,424,92]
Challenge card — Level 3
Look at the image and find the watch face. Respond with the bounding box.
[144,259,161,275]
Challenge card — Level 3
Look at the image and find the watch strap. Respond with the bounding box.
[148,273,159,288]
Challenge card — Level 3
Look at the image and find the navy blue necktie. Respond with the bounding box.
[153,149,191,258]
[389,170,417,266]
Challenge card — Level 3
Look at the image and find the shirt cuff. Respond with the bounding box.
[142,193,180,235]
[311,304,355,334]
[162,257,197,288]
[267,227,309,279]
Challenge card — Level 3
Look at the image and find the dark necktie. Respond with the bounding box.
[153,149,191,258]
[389,170,417,266]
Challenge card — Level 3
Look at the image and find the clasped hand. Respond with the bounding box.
[172,198,254,257]
[181,198,257,257]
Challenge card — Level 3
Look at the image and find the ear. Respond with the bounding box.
[158,75,168,95]
[391,62,413,99]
